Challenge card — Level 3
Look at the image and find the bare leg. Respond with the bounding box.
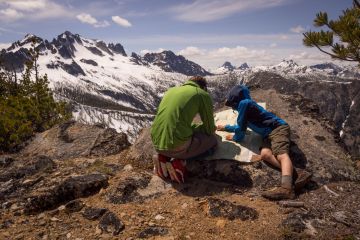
[261,151,295,200]
[260,148,281,169]
[276,153,293,176]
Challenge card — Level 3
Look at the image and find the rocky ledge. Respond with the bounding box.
[0,89,359,240]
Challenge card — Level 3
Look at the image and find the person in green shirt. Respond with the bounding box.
[151,76,217,183]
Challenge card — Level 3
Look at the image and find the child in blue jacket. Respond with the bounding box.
[217,85,311,200]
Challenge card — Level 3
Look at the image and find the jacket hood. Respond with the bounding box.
[225,85,251,109]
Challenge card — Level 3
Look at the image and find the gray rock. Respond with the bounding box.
[106,172,151,204]
[82,207,108,220]
[80,59,98,66]
[98,211,125,235]
[64,199,84,213]
[281,212,307,233]
[187,159,254,187]
[0,219,14,229]
[205,198,258,220]
[0,156,55,182]
[24,174,108,214]
[19,122,129,160]
[89,128,130,157]
[332,211,351,226]
[138,226,168,238]
[0,156,14,168]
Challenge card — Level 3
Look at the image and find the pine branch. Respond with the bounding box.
[303,33,358,62]
[354,0,360,8]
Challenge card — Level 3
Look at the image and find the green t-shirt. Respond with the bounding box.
[151,80,216,151]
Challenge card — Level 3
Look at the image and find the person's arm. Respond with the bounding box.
[195,93,216,134]
[229,100,250,142]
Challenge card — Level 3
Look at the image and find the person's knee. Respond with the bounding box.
[261,148,273,161]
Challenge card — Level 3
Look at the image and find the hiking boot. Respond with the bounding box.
[261,186,295,201]
[293,168,312,192]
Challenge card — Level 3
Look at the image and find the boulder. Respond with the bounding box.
[24,174,108,214]
[20,121,130,160]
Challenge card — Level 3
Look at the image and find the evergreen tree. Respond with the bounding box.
[0,41,71,152]
[303,0,360,65]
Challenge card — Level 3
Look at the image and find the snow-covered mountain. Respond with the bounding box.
[1,32,359,156]
[213,59,360,79]
[212,61,249,74]
[1,31,210,141]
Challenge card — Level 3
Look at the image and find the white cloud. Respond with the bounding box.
[175,45,341,69]
[76,13,110,28]
[77,13,97,25]
[112,15,132,27]
[290,25,305,33]
[111,33,336,68]
[177,45,274,69]
[119,33,300,47]
[95,20,110,28]
[6,0,46,12]
[178,46,205,56]
[171,0,288,22]
[289,51,328,62]
[140,48,165,55]
[0,8,24,21]
[0,0,73,22]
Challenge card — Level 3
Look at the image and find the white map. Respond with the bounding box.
[206,103,266,162]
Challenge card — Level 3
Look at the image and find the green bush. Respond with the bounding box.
[0,45,71,152]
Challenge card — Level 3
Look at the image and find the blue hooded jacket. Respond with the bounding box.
[224,85,287,142]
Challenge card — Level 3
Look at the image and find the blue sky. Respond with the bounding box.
[0,0,355,69]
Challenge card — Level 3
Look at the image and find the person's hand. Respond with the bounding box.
[225,134,233,141]
[153,154,170,179]
[216,125,225,131]
[153,155,186,183]
[166,159,186,183]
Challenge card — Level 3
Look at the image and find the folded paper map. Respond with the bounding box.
[205,103,266,162]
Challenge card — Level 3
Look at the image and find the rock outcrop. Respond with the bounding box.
[0,89,359,239]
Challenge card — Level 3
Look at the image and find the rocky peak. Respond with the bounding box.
[95,41,113,56]
[6,34,43,51]
[59,31,82,43]
[221,61,235,71]
[238,62,250,70]
[277,59,298,68]
[51,31,82,59]
[310,62,343,74]
[130,52,147,65]
[143,50,210,76]
[20,34,43,46]
[108,43,127,57]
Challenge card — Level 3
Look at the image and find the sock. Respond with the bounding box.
[281,175,293,189]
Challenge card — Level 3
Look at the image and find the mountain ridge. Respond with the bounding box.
[1,31,359,157]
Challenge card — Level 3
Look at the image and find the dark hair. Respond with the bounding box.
[189,76,207,91]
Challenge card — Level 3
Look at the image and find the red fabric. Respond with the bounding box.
[158,154,171,163]
[171,159,186,181]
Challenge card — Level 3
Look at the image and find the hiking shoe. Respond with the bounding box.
[261,187,295,201]
[293,169,312,192]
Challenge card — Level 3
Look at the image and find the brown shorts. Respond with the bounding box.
[261,124,290,156]
[157,132,217,160]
